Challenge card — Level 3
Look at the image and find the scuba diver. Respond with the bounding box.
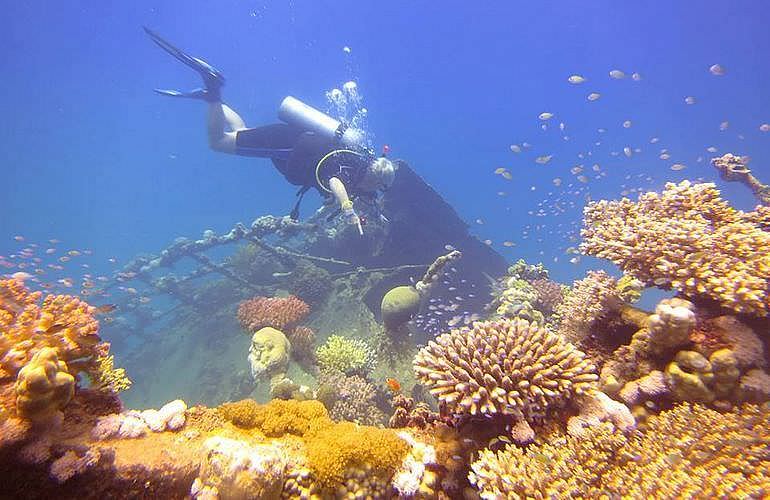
[144,27,396,235]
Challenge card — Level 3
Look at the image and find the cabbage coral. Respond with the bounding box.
[469,403,770,499]
[413,318,598,418]
[581,180,770,315]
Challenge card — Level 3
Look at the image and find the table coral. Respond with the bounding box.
[237,295,310,333]
[469,403,770,499]
[316,334,375,376]
[413,318,598,419]
[580,180,770,315]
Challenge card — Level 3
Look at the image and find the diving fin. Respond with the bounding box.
[143,26,225,99]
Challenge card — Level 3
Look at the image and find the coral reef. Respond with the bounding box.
[469,403,770,498]
[530,277,564,315]
[414,318,598,419]
[711,152,770,206]
[315,334,375,377]
[247,327,291,381]
[285,325,316,369]
[581,180,770,315]
[286,259,333,307]
[15,347,75,423]
[91,399,188,440]
[316,369,385,426]
[237,295,310,333]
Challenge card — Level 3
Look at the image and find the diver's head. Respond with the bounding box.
[361,156,396,192]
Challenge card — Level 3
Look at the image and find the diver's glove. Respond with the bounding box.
[341,200,363,236]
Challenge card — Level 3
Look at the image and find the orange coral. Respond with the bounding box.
[218,398,329,436]
[580,181,770,315]
[236,295,310,333]
[0,279,104,379]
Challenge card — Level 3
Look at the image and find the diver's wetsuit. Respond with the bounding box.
[235,124,370,195]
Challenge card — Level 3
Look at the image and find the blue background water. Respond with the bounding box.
[2,0,769,286]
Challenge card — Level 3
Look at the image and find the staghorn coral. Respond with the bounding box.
[316,334,375,376]
[15,347,75,423]
[581,180,770,315]
[554,270,626,345]
[530,278,564,315]
[237,295,310,334]
[248,327,291,381]
[413,318,598,419]
[469,403,770,499]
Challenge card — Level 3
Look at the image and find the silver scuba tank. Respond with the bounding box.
[278,96,364,148]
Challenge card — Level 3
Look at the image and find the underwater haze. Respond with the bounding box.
[2,1,770,498]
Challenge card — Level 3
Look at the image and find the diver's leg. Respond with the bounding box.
[207,103,246,153]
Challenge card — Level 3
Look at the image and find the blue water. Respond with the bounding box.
[2,0,769,284]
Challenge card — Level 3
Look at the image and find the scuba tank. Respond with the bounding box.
[278,96,365,148]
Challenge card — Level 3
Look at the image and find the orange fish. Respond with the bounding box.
[94,304,117,314]
[386,378,401,393]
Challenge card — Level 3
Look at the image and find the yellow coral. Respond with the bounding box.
[469,403,770,499]
[15,347,75,422]
[305,421,409,488]
[581,181,770,316]
[90,353,132,394]
[316,335,375,376]
[218,399,329,436]
[414,318,597,418]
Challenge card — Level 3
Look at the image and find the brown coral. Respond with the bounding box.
[413,318,598,419]
[530,278,563,315]
[317,370,385,426]
[236,295,310,333]
[555,270,624,345]
[469,403,770,499]
[581,180,770,315]
[286,325,316,367]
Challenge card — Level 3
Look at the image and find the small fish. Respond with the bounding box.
[139,296,151,304]
[68,250,81,257]
[59,256,70,263]
[501,171,513,180]
[538,112,554,121]
[587,92,601,101]
[577,175,589,183]
[567,74,586,84]
[760,124,770,132]
[444,244,455,251]
[483,239,492,245]
[650,137,660,144]
[509,144,522,153]
[609,69,625,79]
[94,304,117,314]
[535,155,553,165]
[272,271,292,278]
[494,167,507,175]
[706,146,717,153]
[45,323,68,335]
[13,236,24,242]
[385,378,401,392]
[670,163,686,171]
[685,96,696,105]
[622,120,632,128]
[623,147,632,158]
[552,177,562,187]
[719,121,729,131]
[631,72,642,81]
[709,63,725,76]
[659,153,671,160]
[10,271,32,281]
[45,248,56,255]
[570,165,584,175]
[502,241,515,247]
[559,122,565,132]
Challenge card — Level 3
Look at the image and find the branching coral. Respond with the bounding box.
[555,270,628,345]
[317,369,385,426]
[413,318,598,419]
[469,403,770,499]
[316,335,375,376]
[236,295,310,333]
[581,180,770,315]
[530,278,564,315]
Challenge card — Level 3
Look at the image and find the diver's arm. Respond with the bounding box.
[329,177,363,235]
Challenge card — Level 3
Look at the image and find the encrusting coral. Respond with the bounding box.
[580,180,770,316]
[237,294,310,333]
[316,334,375,376]
[414,318,598,419]
[469,403,770,499]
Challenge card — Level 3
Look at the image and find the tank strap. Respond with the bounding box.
[290,185,312,221]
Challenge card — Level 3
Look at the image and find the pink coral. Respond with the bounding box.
[580,181,770,315]
[237,295,310,333]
